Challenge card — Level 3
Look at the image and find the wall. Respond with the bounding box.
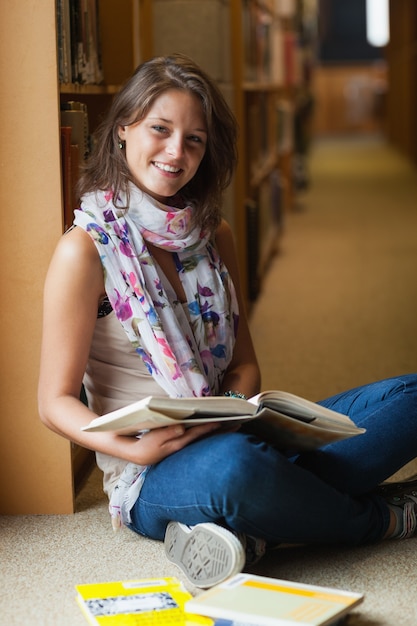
[312,0,387,137]
[312,63,387,136]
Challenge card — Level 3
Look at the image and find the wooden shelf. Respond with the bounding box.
[60,83,121,95]
[243,81,288,93]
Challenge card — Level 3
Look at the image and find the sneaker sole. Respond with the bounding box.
[164,522,245,588]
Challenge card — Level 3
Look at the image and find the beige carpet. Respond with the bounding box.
[2,136,417,625]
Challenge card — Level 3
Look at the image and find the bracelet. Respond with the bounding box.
[224,390,247,400]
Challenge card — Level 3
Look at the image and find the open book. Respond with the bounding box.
[82,390,365,452]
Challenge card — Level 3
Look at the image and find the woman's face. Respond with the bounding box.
[118,89,207,203]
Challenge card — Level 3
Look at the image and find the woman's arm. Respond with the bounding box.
[38,227,220,465]
[215,219,262,399]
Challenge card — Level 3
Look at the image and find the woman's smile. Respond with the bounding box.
[152,161,182,175]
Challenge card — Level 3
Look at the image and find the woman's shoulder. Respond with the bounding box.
[55,225,100,263]
[48,225,104,294]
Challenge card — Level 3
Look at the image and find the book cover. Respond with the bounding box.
[75,576,210,625]
[186,573,364,626]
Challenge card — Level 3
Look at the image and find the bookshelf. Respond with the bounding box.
[0,0,312,513]
[229,0,313,300]
[148,0,314,302]
[57,0,155,491]
[58,0,153,231]
[0,0,154,515]
[58,0,152,92]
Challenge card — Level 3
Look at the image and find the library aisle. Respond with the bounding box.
[249,134,417,402]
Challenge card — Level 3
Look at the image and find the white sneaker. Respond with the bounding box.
[164,521,245,588]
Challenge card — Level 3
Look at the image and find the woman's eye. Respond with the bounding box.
[152,125,167,133]
[188,135,204,144]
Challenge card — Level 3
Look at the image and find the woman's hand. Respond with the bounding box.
[118,421,238,466]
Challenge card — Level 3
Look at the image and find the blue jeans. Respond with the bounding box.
[128,374,417,546]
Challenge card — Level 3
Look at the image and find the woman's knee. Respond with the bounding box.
[206,432,280,499]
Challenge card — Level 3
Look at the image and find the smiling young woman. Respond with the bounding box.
[39,53,417,590]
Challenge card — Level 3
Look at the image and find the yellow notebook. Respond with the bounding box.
[75,577,210,626]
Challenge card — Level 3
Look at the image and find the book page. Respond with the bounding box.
[251,390,357,429]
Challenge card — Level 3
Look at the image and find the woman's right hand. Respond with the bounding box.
[118,421,230,466]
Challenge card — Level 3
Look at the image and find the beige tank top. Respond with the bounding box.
[83,310,167,497]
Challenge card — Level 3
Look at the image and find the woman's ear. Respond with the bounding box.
[118,125,127,140]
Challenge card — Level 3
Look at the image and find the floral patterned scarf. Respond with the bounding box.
[74,183,239,399]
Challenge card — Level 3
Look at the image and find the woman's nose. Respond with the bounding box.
[166,134,184,158]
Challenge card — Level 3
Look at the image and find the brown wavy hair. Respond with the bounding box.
[77,53,238,233]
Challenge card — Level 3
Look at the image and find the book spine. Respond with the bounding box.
[60,126,73,232]
[58,0,102,85]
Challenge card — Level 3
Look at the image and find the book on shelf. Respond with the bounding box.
[75,576,210,625]
[276,98,294,155]
[60,100,88,231]
[258,174,278,240]
[57,0,103,85]
[242,0,301,86]
[243,0,274,82]
[61,100,90,159]
[270,168,284,230]
[270,16,285,84]
[245,198,261,301]
[82,389,365,452]
[57,0,72,83]
[60,126,73,231]
[283,30,302,88]
[185,573,364,626]
[246,95,265,169]
[60,124,81,232]
[275,0,297,18]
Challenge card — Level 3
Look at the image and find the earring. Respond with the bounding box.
[118,138,125,149]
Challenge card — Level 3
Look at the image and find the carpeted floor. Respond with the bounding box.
[2,136,417,625]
